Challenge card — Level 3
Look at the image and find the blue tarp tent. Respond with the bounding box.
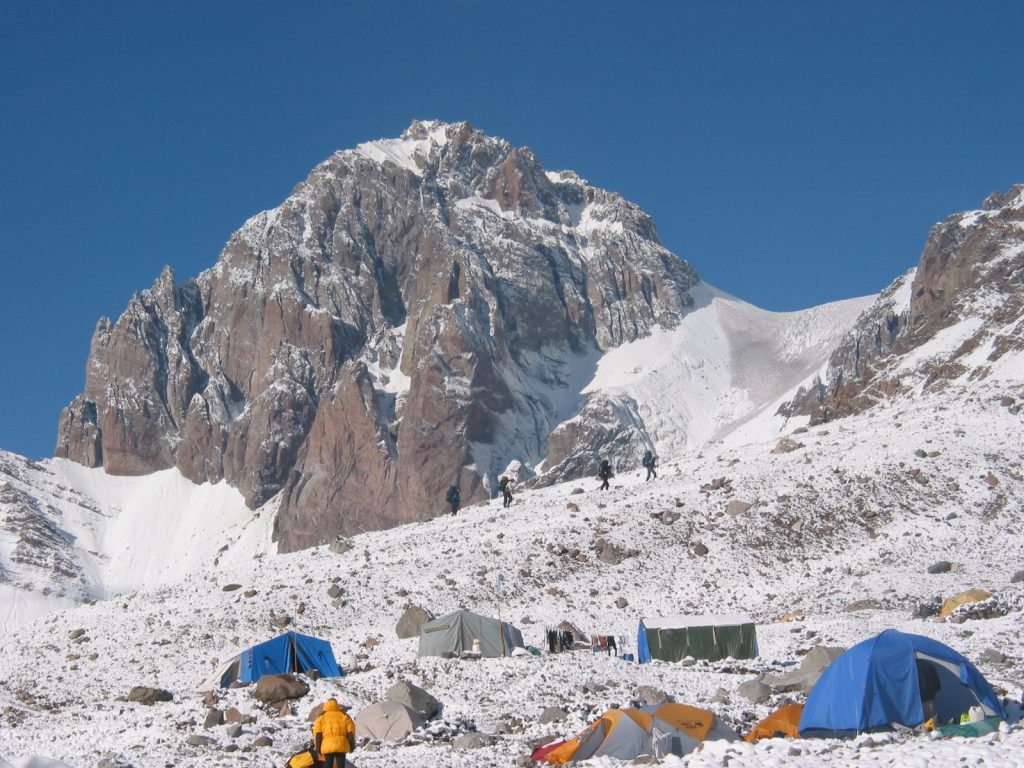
[201,631,343,689]
[799,629,1002,736]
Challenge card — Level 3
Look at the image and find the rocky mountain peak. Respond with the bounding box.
[56,122,700,551]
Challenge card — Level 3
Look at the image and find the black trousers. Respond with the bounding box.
[502,490,513,507]
[599,477,609,490]
[323,753,347,768]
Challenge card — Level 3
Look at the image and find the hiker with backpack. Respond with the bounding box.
[499,475,514,508]
[642,449,658,481]
[446,484,461,515]
[597,459,613,491]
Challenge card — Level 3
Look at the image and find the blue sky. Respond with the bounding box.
[1,1,1022,459]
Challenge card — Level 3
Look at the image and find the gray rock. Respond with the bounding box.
[538,706,568,724]
[186,735,215,747]
[387,680,439,719]
[635,686,672,706]
[68,628,86,640]
[737,678,772,704]
[222,583,242,592]
[979,648,1008,665]
[271,615,291,629]
[96,754,132,768]
[224,707,255,724]
[395,605,434,640]
[726,500,753,517]
[766,646,845,694]
[327,584,343,599]
[251,736,273,748]
[693,543,709,556]
[598,543,622,565]
[329,537,354,555]
[127,686,173,705]
[203,708,224,729]
[453,732,494,749]
[225,723,243,738]
[1012,570,1024,584]
[253,674,309,704]
[927,561,953,574]
[615,597,629,609]
[584,681,608,694]
[772,438,804,454]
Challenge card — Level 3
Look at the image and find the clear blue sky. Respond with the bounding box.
[1,1,1022,459]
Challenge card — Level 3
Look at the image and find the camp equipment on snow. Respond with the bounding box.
[939,589,993,618]
[637,614,758,663]
[355,700,424,740]
[744,703,803,742]
[533,703,736,763]
[418,609,524,658]
[799,629,1003,736]
[284,747,322,768]
[199,631,342,689]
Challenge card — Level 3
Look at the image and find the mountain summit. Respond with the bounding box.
[55,121,703,550]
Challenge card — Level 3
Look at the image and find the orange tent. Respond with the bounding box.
[744,703,803,743]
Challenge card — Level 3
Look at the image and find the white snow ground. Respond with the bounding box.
[2,360,1024,766]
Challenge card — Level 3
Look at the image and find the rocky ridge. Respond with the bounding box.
[783,185,1024,421]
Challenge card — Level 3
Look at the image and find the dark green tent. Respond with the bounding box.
[638,614,758,663]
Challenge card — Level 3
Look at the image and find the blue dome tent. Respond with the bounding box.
[199,631,343,689]
[799,629,1002,736]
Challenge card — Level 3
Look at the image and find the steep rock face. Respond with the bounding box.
[56,121,700,550]
[783,185,1024,421]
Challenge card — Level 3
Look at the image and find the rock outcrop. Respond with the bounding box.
[55,120,700,550]
[782,185,1024,422]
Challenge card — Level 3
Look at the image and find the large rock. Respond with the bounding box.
[766,646,845,694]
[395,605,434,640]
[126,686,173,705]
[386,680,439,719]
[538,706,568,724]
[737,678,772,704]
[55,121,700,551]
[253,674,309,704]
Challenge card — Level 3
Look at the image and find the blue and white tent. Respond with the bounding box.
[199,631,343,689]
[799,629,1002,736]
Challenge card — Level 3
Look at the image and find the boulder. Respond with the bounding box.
[1012,570,1024,584]
[843,599,880,612]
[225,723,243,738]
[127,686,173,705]
[615,597,629,609]
[96,754,132,768]
[635,686,672,706]
[395,605,434,640]
[693,543,709,557]
[224,707,255,724]
[737,678,772,704]
[927,561,953,574]
[203,708,224,729]
[726,500,753,517]
[453,732,494,749]
[766,646,845,694]
[327,584,343,599]
[538,706,568,724]
[253,673,309,704]
[772,438,804,454]
[251,736,273,748]
[386,680,439,719]
[222,583,242,592]
[598,544,622,565]
[329,536,354,555]
[979,648,1008,665]
[186,735,215,747]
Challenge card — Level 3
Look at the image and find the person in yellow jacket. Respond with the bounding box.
[312,698,356,768]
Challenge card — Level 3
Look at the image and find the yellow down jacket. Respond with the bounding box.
[313,699,355,754]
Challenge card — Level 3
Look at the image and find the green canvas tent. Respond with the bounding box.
[638,614,758,663]
[418,609,524,658]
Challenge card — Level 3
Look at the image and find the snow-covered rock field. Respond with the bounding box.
[2,364,1024,766]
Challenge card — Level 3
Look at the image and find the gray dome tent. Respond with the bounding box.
[418,609,524,658]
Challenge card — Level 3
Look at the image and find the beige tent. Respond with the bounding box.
[939,589,993,618]
[355,701,424,740]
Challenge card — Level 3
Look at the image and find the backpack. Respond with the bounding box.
[447,486,460,503]
[499,477,509,491]
[599,460,611,478]
[642,452,652,467]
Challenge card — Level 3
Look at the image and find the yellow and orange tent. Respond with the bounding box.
[744,703,803,743]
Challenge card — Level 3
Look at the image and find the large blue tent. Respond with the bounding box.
[201,631,343,689]
[799,629,1002,736]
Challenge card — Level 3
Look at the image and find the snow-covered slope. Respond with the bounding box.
[2,361,1024,766]
[583,283,874,453]
[0,454,270,633]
